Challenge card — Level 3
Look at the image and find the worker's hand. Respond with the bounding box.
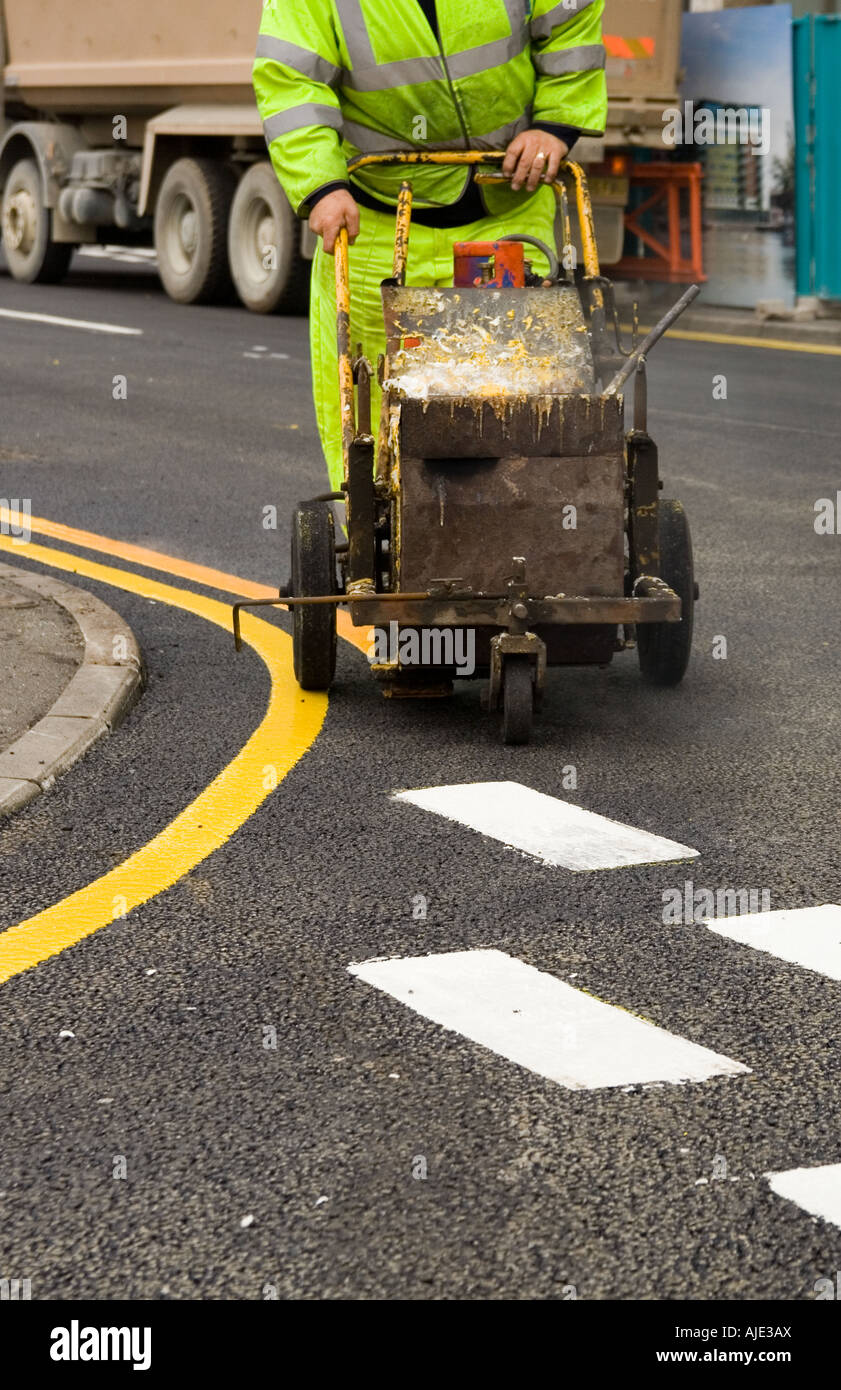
[503,130,568,193]
[309,189,360,255]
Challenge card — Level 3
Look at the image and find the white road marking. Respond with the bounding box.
[703,904,841,980]
[0,308,142,337]
[79,246,158,264]
[348,949,748,1091]
[392,781,699,871]
[766,1164,841,1229]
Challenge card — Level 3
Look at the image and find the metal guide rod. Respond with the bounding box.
[232,588,681,649]
[604,284,702,396]
[232,591,431,652]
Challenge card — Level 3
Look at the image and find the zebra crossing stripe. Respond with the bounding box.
[392,781,699,871]
[703,904,841,981]
[766,1164,841,1229]
[348,950,748,1091]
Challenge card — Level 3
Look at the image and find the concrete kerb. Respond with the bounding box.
[0,562,144,818]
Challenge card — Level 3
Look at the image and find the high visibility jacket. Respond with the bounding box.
[253,0,607,216]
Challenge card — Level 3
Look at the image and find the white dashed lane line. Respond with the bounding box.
[349,950,748,1091]
[243,346,290,360]
[0,308,142,337]
[392,781,699,872]
[766,1164,841,1230]
[703,904,841,981]
[78,246,158,265]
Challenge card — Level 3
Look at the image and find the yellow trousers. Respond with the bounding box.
[309,187,557,491]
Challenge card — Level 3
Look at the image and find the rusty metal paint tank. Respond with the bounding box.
[453,240,526,289]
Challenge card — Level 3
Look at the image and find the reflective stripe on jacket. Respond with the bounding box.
[253,0,606,215]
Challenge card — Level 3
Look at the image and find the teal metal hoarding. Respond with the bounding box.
[794,14,841,300]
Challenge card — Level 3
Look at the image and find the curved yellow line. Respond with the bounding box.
[621,324,841,357]
[0,505,371,655]
[0,535,327,985]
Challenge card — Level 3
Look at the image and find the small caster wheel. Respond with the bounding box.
[501,656,534,745]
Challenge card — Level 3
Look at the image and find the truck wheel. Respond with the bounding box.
[637,500,695,687]
[1,158,74,284]
[154,158,236,305]
[228,161,309,314]
[501,657,534,745]
[291,503,337,691]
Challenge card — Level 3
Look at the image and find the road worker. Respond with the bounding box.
[254,0,607,493]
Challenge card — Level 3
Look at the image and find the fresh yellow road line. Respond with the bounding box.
[0,508,278,598]
[336,608,371,653]
[623,324,841,357]
[669,328,841,355]
[0,533,328,986]
[0,507,371,654]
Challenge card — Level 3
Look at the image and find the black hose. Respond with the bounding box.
[496,234,561,285]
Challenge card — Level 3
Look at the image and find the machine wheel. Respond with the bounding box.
[1,158,74,284]
[502,657,534,745]
[154,157,236,304]
[637,499,694,687]
[291,503,337,691]
[228,161,309,314]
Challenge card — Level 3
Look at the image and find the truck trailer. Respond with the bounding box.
[0,0,682,313]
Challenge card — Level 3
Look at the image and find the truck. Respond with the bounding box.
[0,0,681,313]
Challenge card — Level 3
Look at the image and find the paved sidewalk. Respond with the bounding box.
[0,563,144,817]
[612,284,841,349]
[0,572,83,748]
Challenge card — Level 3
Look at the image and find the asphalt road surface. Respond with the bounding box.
[1,247,840,1302]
